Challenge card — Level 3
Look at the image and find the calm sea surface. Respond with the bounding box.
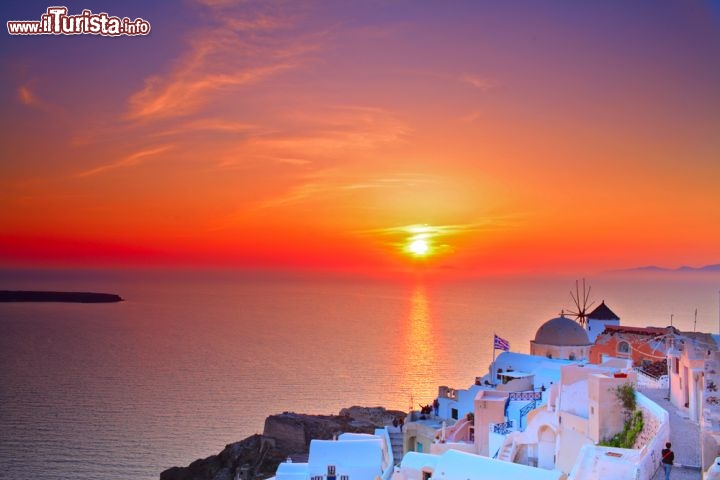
[1,269,719,480]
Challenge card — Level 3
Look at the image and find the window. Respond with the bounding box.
[422,472,432,480]
[617,341,630,355]
[569,353,576,361]
[675,358,680,374]
[451,408,458,420]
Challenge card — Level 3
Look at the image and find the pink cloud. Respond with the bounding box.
[76,145,174,177]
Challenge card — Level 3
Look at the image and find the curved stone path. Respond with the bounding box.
[639,387,701,480]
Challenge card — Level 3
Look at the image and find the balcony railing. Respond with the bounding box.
[508,390,542,401]
[490,420,514,435]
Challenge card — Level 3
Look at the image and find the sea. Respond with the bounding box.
[1,268,719,480]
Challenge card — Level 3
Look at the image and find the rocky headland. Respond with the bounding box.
[0,290,123,303]
[160,406,404,480]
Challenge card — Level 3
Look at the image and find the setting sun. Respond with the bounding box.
[408,239,430,256]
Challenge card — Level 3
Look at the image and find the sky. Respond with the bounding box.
[1,0,719,276]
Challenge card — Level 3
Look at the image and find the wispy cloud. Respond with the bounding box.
[76,145,173,178]
[402,69,496,91]
[151,119,260,138]
[339,173,438,190]
[275,157,312,166]
[366,221,513,238]
[18,85,38,106]
[460,111,482,123]
[16,83,57,112]
[245,105,411,155]
[126,3,318,121]
[258,181,332,209]
[128,63,294,120]
[256,172,436,209]
[460,74,495,90]
[210,104,412,172]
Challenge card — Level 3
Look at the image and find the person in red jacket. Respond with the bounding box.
[661,442,674,480]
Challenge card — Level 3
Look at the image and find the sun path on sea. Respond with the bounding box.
[640,386,701,480]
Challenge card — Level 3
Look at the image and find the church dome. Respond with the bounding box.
[533,315,591,346]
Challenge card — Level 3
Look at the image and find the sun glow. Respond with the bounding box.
[408,239,430,256]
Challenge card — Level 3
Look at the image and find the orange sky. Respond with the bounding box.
[1,1,719,275]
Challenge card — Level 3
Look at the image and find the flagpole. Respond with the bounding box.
[492,335,497,386]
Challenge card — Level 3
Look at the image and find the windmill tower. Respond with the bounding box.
[585,300,620,343]
[565,279,621,343]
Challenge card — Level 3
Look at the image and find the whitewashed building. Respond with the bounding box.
[275,431,394,480]
[584,301,620,344]
[393,449,564,480]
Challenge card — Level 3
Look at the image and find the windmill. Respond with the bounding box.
[567,279,595,328]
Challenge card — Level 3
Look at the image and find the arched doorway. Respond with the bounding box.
[538,425,556,470]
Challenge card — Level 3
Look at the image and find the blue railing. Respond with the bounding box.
[508,390,542,401]
[491,420,514,435]
[519,401,536,430]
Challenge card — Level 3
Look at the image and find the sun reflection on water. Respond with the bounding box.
[396,284,444,410]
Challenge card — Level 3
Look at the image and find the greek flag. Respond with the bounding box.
[494,334,510,352]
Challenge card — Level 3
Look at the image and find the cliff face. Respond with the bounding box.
[160,406,404,480]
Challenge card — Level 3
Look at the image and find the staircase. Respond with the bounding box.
[496,440,513,462]
[388,430,404,465]
[495,432,519,463]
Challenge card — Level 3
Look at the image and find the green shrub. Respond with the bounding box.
[599,382,643,448]
[615,383,637,417]
[600,410,643,448]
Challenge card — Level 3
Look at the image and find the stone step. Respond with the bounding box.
[498,444,513,461]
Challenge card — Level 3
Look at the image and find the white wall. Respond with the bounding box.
[586,319,619,344]
[566,392,669,480]
[438,385,483,420]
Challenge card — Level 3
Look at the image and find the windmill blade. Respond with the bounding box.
[584,283,592,305]
[570,285,580,310]
[566,278,595,327]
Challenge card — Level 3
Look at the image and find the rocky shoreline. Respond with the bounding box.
[160,406,404,480]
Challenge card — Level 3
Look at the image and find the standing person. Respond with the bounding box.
[398,416,404,432]
[661,442,674,480]
[433,398,440,416]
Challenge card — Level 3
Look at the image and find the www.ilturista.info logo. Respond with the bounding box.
[7,7,151,36]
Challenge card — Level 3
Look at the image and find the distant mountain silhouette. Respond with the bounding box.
[614,264,720,273]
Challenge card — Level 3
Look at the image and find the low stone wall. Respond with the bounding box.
[633,392,670,480]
